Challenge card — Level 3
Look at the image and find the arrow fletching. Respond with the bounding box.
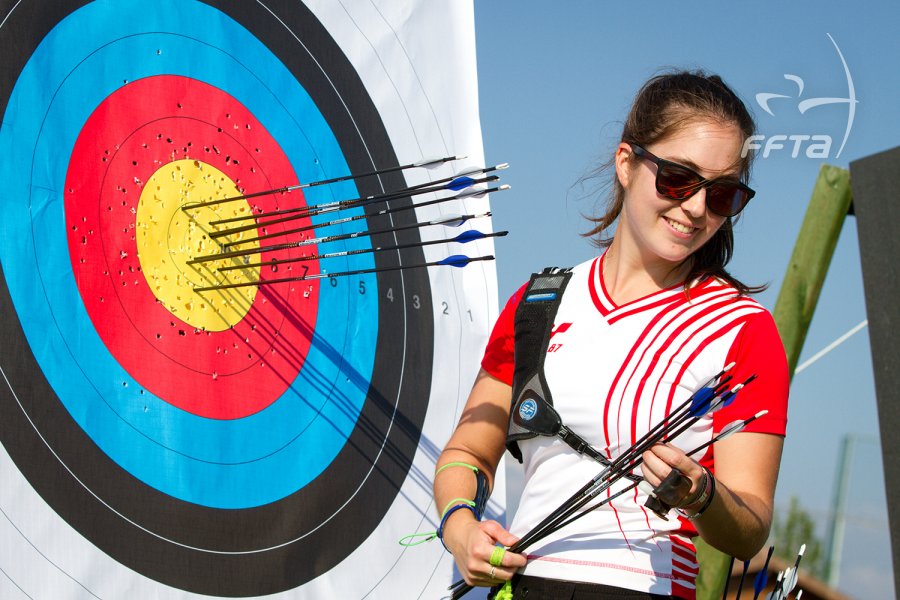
[717,419,748,441]
[753,546,775,600]
[456,183,511,200]
[754,570,770,600]
[413,154,466,167]
[452,229,508,244]
[447,176,477,191]
[780,566,798,598]
[688,386,717,417]
[437,254,494,268]
[433,211,490,227]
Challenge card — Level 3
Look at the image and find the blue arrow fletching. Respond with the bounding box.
[453,230,487,244]
[753,546,775,599]
[721,390,738,407]
[438,254,473,268]
[753,568,768,598]
[447,176,476,191]
[688,387,716,417]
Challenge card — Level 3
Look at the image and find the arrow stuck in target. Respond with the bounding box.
[217,178,505,248]
[181,153,476,210]
[216,229,508,273]
[193,254,496,292]
[183,155,509,293]
[206,163,508,229]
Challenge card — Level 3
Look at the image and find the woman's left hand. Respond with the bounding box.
[640,443,705,508]
[641,433,783,560]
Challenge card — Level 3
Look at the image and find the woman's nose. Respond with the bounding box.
[679,187,709,219]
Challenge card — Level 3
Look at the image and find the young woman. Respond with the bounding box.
[433,71,789,599]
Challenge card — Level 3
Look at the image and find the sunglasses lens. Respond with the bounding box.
[706,184,749,217]
[655,163,702,200]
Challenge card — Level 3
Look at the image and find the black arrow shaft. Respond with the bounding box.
[223,179,498,247]
[183,154,462,210]
[193,255,495,292]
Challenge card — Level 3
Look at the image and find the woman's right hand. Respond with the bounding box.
[443,516,528,586]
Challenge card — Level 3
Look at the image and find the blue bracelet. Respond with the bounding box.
[436,503,477,552]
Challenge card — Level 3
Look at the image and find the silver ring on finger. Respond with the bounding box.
[489,565,496,579]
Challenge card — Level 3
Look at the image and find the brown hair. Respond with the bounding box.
[584,69,763,295]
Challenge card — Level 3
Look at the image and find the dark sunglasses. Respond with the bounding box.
[629,143,755,218]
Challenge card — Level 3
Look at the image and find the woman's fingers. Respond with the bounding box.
[457,520,527,586]
[640,448,670,486]
[641,444,705,500]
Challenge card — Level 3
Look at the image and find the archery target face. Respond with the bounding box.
[0,0,467,596]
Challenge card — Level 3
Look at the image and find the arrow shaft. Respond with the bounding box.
[188,212,490,264]
[210,174,498,238]
[220,178,498,247]
[504,379,739,553]
[458,374,756,596]
[193,254,495,292]
[183,154,463,210]
[217,230,507,272]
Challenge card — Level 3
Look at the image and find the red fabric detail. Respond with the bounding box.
[653,301,758,427]
[712,310,790,438]
[670,534,698,600]
[672,581,697,600]
[628,293,747,445]
[549,322,572,339]
[480,283,527,386]
[588,256,610,315]
[608,278,723,323]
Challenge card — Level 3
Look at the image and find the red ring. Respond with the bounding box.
[65,75,320,419]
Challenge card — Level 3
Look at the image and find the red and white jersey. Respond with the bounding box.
[482,254,789,599]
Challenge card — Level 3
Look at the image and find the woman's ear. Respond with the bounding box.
[614,142,635,189]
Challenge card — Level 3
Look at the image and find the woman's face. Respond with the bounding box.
[615,119,745,269]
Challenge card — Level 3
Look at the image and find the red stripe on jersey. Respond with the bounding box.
[628,293,751,445]
[608,291,686,323]
[604,288,741,448]
[610,294,755,532]
[671,534,699,600]
[600,292,745,533]
[608,279,735,325]
[588,256,613,315]
[601,290,701,449]
[594,252,688,318]
[660,307,759,418]
[643,300,762,434]
[608,278,730,323]
[712,310,790,437]
[606,488,633,553]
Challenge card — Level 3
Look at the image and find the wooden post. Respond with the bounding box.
[696,164,853,600]
[772,165,853,376]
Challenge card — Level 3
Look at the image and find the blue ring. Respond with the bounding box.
[0,0,377,507]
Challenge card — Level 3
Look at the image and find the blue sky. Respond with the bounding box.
[473,2,900,597]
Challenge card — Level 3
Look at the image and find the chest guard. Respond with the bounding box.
[505,267,573,462]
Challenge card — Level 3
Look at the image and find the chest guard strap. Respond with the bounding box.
[506,267,572,463]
